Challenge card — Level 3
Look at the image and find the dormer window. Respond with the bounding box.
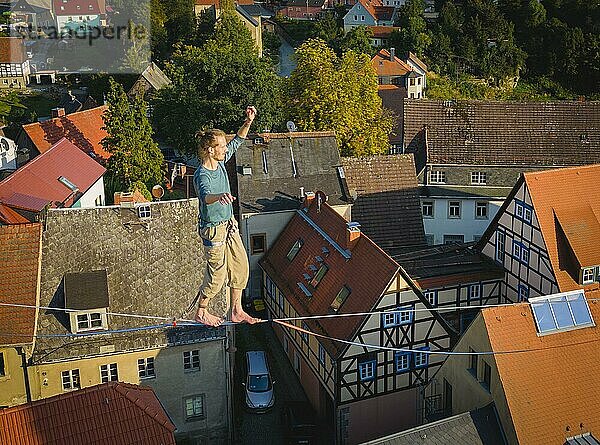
[137,204,151,219]
[582,267,595,285]
[429,170,446,184]
[64,270,109,334]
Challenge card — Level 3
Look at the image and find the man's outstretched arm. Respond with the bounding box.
[236,106,257,139]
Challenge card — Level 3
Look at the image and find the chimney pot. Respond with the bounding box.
[390,47,395,61]
[346,221,361,246]
[51,107,65,118]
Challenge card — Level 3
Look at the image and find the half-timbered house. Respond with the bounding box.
[425,287,600,445]
[259,196,455,444]
[477,164,600,303]
[393,243,504,333]
[398,100,600,245]
[234,132,351,301]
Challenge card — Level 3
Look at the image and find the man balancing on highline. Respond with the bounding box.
[192,106,260,327]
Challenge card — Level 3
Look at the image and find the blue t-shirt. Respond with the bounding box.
[194,135,244,228]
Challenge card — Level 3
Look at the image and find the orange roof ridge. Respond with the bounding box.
[524,162,600,180]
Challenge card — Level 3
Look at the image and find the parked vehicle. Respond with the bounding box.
[244,350,275,412]
[282,401,319,444]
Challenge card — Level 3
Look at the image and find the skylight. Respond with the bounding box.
[530,290,594,334]
[58,175,78,193]
[297,282,312,297]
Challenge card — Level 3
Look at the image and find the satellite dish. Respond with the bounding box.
[286,121,296,132]
[151,185,164,200]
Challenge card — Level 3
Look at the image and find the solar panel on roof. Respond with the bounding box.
[531,290,594,334]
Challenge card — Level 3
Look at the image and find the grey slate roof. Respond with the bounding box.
[234,132,349,214]
[402,99,600,170]
[361,404,506,445]
[34,200,225,363]
[140,62,171,91]
[64,270,109,310]
[421,185,512,199]
[392,243,504,281]
[341,154,426,253]
[237,4,274,17]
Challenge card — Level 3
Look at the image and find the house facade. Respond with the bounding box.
[344,0,397,31]
[393,243,504,335]
[17,105,109,165]
[478,164,600,303]
[234,131,351,300]
[259,198,454,444]
[371,49,425,98]
[2,200,234,443]
[0,138,106,222]
[0,382,177,444]
[399,100,600,245]
[0,37,30,89]
[280,0,327,20]
[425,288,600,445]
[0,223,42,408]
[53,0,104,34]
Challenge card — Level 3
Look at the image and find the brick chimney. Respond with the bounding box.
[346,222,361,248]
[304,191,315,206]
[51,107,65,118]
[390,47,395,61]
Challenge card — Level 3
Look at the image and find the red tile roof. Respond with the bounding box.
[52,0,103,15]
[0,203,29,224]
[0,37,26,64]
[22,105,110,160]
[481,288,600,445]
[260,198,399,357]
[524,164,600,291]
[368,25,399,38]
[0,382,176,444]
[0,223,42,346]
[372,49,412,77]
[0,138,106,212]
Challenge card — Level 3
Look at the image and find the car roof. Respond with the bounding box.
[246,350,268,375]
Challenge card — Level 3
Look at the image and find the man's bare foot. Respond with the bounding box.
[194,308,224,327]
[231,308,260,324]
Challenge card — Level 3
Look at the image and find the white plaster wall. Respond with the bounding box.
[422,197,503,245]
[0,138,17,170]
[74,176,105,208]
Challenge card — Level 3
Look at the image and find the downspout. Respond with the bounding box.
[16,347,32,403]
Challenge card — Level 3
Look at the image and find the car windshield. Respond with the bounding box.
[248,374,271,392]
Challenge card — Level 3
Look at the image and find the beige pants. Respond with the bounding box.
[198,218,249,308]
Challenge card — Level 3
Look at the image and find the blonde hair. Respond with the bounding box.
[196,129,226,159]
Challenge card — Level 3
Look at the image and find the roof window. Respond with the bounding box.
[287,238,303,261]
[58,175,78,193]
[310,264,328,288]
[137,204,151,220]
[331,286,351,312]
[530,290,594,335]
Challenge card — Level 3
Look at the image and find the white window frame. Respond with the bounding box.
[100,363,118,383]
[358,360,376,381]
[496,230,505,262]
[424,290,437,306]
[61,369,80,391]
[468,284,481,302]
[429,170,446,184]
[394,352,410,373]
[422,201,434,218]
[138,357,155,379]
[413,348,429,368]
[475,201,488,219]
[448,201,461,219]
[70,309,108,333]
[583,267,595,284]
[471,171,487,185]
[183,350,200,372]
[184,394,206,420]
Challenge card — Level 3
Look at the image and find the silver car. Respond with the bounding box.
[244,350,275,412]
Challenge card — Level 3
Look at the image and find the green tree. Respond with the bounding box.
[102,78,164,196]
[391,0,431,56]
[153,10,284,155]
[340,26,374,55]
[287,39,392,157]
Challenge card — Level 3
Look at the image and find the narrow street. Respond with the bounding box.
[233,322,309,444]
